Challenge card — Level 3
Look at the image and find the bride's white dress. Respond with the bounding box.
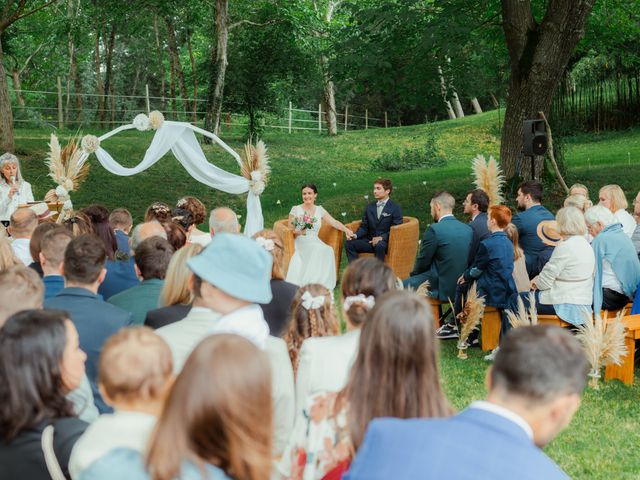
[285,204,336,290]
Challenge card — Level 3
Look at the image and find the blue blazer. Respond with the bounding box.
[43,275,65,300]
[345,408,569,480]
[354,199,403,242]
[463,231,516,308]
[468,212,490,266]
[114,229,130,255]
[98,258,139,300]
[512,205,554,276]
[45,287,132,413]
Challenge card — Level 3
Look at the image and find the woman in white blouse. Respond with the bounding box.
[0,153,34,225]
[599,184,635,237]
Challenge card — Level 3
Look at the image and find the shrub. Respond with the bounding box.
[370,135,447,171]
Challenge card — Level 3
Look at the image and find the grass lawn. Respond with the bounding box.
[14,111,640,478]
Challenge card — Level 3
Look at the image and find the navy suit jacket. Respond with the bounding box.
[45,287,132,413]
[98,258,139,300]
[468,212,490,266]
[43,275,65,300]
[114,229,130,255]
[354,199,403,242]
[512,205,554,276]
[345,408,569,480]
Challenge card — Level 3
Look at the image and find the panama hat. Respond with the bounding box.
[537,220,561,246]
[187,232,273,303]
[28,202,54,221]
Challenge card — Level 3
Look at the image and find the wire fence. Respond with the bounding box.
[10,82,390,134]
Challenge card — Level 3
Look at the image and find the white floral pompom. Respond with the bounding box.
[133,113,150,131]
[81,135,100,154]
[149,110,165,130]
[62,199,73,211]
[250,170,263,182]
[55,185,69,199]
[250,180,265,195]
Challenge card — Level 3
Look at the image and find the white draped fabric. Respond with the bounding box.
[79,121,263,236]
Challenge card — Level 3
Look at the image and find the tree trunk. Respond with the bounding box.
[471,97,483,114]
[187,30,197,122]
[95,29,105,123]
[320,53,337,135]
[154,16,166,109]
[500,0,596,179]
[451,90,465,118]
[0,38,14,151]
[11,69,25,109]
[438,66,457,119]
[164,16,188,116]
[204,0,229,137]
[103,26,116,124]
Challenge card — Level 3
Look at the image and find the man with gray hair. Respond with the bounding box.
[346,325,588,480]
[130,220,167,254]
[585,205,640,314]
[404,192,472,318]
[209,207,240,236]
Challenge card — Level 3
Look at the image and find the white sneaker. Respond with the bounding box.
[483,347,499,362]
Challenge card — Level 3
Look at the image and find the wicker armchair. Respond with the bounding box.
[273,219,345,277]
[344,216,420,280]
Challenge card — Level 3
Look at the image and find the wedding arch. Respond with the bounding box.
[76,112,268,236]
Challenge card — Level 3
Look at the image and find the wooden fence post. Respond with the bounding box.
[384,111,388,128]
[288,101,292,134]
[57,76,63,130]
[344,105,348,132]
[365,109,368,129]
[318,103,322,133]
[145,84,151,113]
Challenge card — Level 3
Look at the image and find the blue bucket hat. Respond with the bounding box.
[187,232,273,303]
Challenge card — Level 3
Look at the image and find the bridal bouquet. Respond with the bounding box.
[292,214,317,231]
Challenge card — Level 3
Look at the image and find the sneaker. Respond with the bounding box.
[483,347,500,362]
[436,323,459,339]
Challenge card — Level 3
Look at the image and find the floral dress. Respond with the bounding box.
[279,391,352,480]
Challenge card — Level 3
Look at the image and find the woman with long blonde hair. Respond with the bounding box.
[599,184,635,237]
[144,243,203,329]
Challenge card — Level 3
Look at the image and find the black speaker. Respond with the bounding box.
[523,119,548,156]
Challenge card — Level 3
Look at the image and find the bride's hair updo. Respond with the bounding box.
[301,184,317,194]
[341,257,396,328]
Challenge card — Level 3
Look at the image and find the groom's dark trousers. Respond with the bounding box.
[345,199,403,263]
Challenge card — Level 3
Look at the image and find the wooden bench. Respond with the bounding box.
[604,314,640,385]
[480,307,501,352]
[427,297,446,329]
[537,314,572,328]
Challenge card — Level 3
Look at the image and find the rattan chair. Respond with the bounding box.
[344,216,420,280]
[273,219,345,277]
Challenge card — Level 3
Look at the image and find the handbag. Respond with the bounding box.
[41,424,67,480]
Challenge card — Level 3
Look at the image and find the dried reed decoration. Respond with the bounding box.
[472,154,505,206]
[506,292,538,329]
[45,134,90,192]
[415,280,430,297]
[576,310,628,389]
[457,282,486,359]
[241,140,270,183]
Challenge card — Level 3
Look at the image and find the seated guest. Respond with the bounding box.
[463,188,490,266]
[458,205,516,312]
[176,196,211,246]
[162,220,187,251]
[253,229,298,337]
[143,201,172,223]
[144,243,202,329]
[564,193,592,213]
[569,182,589,198]
[82,205,118,259]
[108,208,133,255]
[40,227,74,299]
[0,266,98,423]
[279,291,451,479]
[171,207,195,238]
[108,237,174,325]
[345,325,588,480]
[284,284,338,374]
[77,335,272,480]
[0,236,20,271]
[512,180,555,278]
[295,258,396,422]
[8,207,37,265]
[45,234,132,413]
[0,310,88,479]
[505,223,529,293]
[69,327,173,479]
[584,205,640,314]
[27,222,58,276]
[209,206,241,236]
[405,191,472,301]
[504,207,595,330]
[631,190,640,256]
[64,211,94,236]
[599,184,635,237]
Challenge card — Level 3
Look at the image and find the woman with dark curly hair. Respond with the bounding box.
[176,196,210,246]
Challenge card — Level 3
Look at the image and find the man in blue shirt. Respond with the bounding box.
[345,325,587,480]
[512,180,554,278]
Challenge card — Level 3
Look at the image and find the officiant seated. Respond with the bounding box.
[345,178,403,263]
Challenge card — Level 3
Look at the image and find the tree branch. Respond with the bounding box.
[1,0,60,31]
[18,41,46,76]
[229,18,278,30]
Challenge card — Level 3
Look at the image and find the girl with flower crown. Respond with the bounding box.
[286,184,354,290]
[0,153,34,225]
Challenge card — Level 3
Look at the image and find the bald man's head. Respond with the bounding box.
[209,207,240,236]
[130,221,168,253]
[9,208,38,238]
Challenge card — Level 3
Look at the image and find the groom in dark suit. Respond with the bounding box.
[346,178,403,262]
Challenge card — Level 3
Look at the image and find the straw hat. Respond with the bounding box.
[537,220,561,246]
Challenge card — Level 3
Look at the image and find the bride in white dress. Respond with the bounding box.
[286,184,354,290]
